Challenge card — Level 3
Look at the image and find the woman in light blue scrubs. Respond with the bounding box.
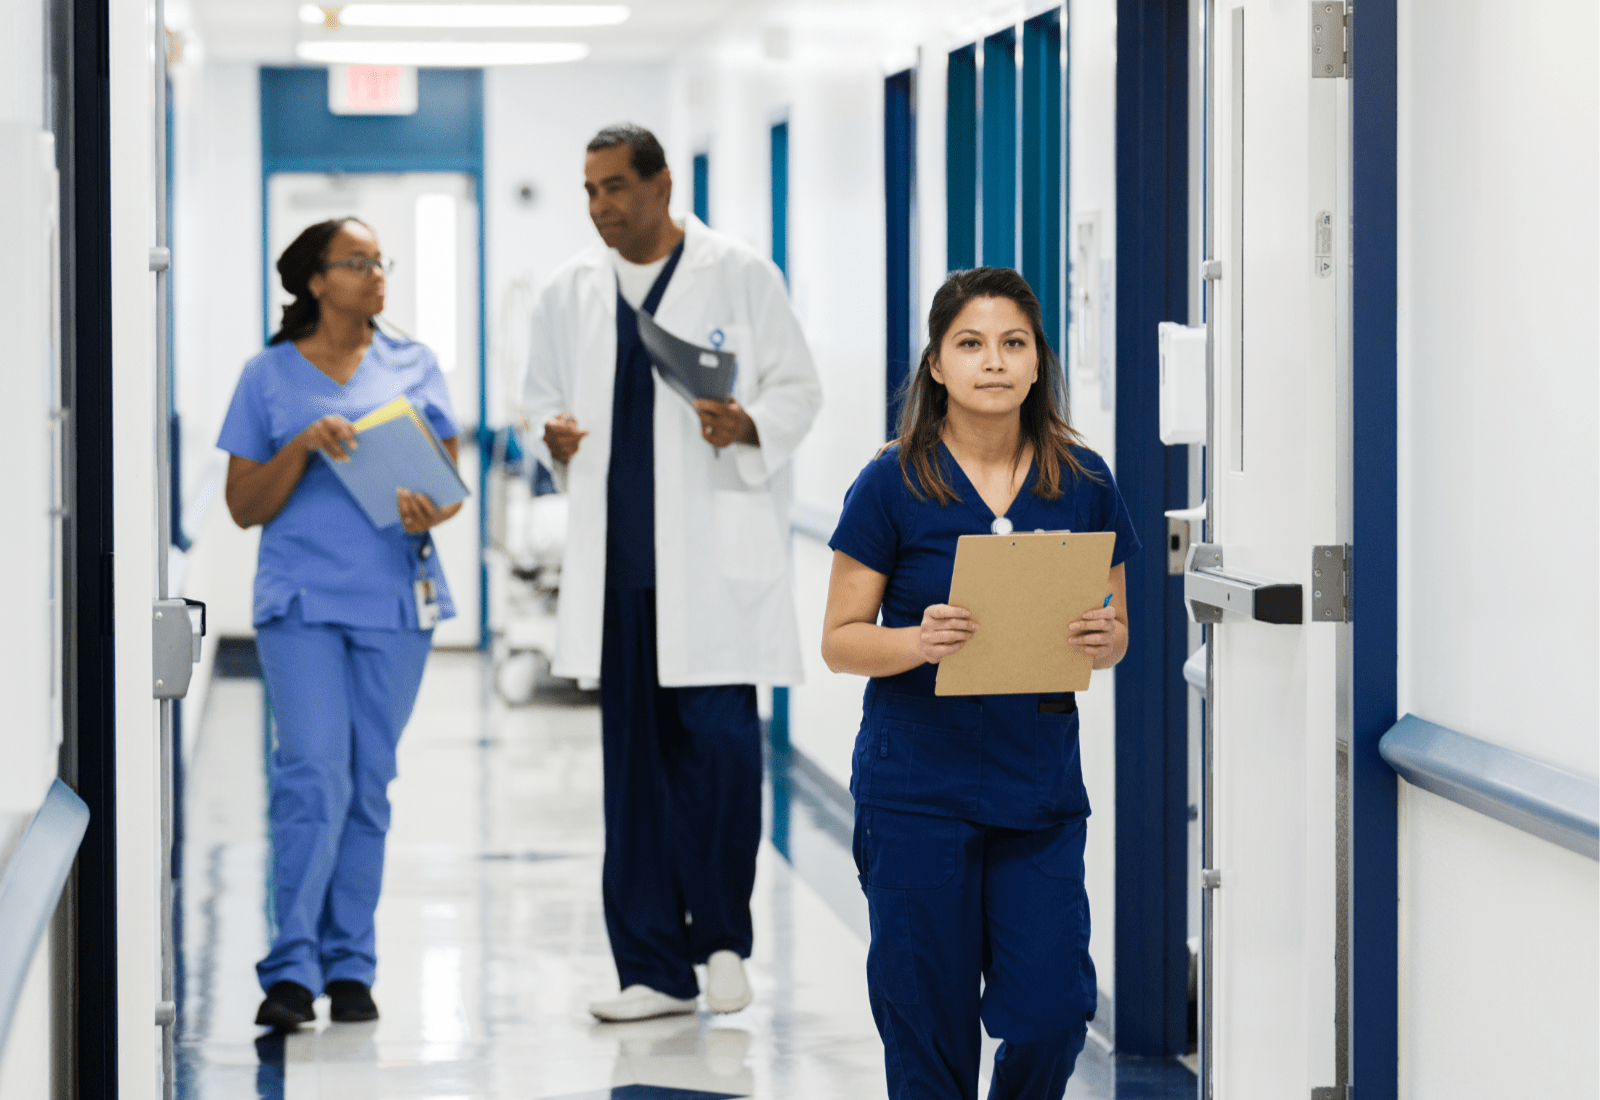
[219,218,463,1030]
[822,267,1140,1099]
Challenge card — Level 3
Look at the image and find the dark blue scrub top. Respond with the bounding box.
[606,241,685,591]
[830,442,1141,830]
[217,331,460,630]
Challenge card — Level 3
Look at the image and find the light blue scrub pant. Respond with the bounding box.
[254,600,433,994]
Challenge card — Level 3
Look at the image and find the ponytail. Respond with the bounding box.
[268,217,370,345]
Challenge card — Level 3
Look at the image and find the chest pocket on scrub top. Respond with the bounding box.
[712,490,786,583]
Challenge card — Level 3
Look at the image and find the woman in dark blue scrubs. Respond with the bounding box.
[822,267,1140,1099]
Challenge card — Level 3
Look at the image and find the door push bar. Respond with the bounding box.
[1183,543,1303,624]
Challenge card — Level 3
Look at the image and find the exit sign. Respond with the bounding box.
[328,64,418,115]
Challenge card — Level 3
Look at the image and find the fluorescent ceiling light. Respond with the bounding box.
[296,40,590,64]
[298,4,628,28]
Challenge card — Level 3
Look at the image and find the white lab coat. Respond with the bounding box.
[523,215,823,687]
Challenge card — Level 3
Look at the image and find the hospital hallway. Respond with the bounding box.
[174,650,1197,1100]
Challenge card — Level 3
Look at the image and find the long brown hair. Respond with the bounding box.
[895,266,1096,504]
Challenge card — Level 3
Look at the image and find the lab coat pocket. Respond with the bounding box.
[712,489,786,583]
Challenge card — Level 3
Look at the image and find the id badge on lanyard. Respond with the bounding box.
[414,535,441,630]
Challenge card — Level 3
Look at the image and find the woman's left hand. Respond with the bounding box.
[1068,605,1124,669]
[397,488,453,534]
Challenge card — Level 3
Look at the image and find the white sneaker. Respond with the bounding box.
[704,950,752,1014]
[588,984,698,1023]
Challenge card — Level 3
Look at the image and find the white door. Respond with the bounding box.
[267,172,481,648]
[1203,3,1349,1097]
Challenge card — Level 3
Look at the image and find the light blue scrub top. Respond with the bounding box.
[217,331,461,631]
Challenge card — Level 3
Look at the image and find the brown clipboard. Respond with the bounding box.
[934,530,1117,696]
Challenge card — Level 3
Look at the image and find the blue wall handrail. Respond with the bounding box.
[0,778,91,1051]
[1380,714,1599,860]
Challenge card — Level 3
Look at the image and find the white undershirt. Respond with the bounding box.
[609,218,685,309]
[610,252,669,309]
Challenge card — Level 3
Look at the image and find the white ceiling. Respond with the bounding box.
[172,0,766,65]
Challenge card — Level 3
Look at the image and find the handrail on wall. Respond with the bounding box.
[1380,714,1599,861]
[0,778,90,1052]
[791,502,840,545]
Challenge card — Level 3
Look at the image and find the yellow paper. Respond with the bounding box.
[352,395,414,432]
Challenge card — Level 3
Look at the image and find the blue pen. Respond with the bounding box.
[1102,594,1114,608]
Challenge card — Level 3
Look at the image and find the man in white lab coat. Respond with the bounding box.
[524,124,822,1022]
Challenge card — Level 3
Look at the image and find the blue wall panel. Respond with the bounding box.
[770,121,788,280]
[261,67,483,172]
[884,71,915,439]
[982,29,1017,269]
[1021,11,1062,352]
[693,152,709,226]
[946,45,977,271]
[1113,0,1191,1058]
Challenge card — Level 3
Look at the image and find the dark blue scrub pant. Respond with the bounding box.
[599,587,763,1000]
[854,804,1096,1100]
[254,600,433,994]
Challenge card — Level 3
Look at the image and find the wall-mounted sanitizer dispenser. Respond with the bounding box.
[1157,322,1206,446]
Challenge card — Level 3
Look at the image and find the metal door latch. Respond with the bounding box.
[1311,544,1351,622]
[153,598,205,699]
[1184,544,1304,624]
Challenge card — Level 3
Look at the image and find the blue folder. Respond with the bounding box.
[319,411,470,530]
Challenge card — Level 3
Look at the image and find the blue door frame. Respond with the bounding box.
[1350,2,1400,1095]
[1113,0,1191,1058]
[258,67,490,647]
[769,118,790,751]
[981,29,1017,269]
[946,45,977,271]
[885,70,915,438]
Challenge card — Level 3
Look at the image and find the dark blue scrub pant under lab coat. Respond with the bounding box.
[599,241,762,1000]
[854,805,1096,1100]
[254,600,434,993]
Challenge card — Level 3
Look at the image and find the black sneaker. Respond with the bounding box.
[326,979,379,1023]
[254,981,315,1030]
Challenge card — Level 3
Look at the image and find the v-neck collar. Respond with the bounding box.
[290,338,372,391]
[939,440,1038,529]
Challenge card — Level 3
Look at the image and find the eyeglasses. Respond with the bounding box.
[324,255,396,276]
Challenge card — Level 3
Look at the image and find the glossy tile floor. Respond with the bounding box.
[176,651,1196,1099]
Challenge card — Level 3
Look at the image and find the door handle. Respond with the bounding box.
[1183,543,1303,624]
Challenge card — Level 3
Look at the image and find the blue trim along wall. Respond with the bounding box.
[769,121,789,282]
[946,45,977,272]
[1021,10,1062,352]
[258,66,490,647]
[769,117,790,750]
[981,29,1017,269]
[884,70,915,439]
[1350,1,1400,1095]
[1113,0,1191,1057]
[693,152,710,226]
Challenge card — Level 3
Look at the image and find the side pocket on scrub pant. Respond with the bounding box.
[712,490,786,583]
[858,807,961,1006]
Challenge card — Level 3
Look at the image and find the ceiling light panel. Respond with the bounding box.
[298,4,629,28]
[295,40,591,64]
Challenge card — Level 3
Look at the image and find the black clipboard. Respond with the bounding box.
[636,309,736,406]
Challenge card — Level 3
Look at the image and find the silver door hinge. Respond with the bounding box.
[1311,545,1350,622]
[148,246,171,272]
[153,598,205,699]
[1201,868,1223,890]
[1311,1088,1351,1100]
[1311,2,1350,79]
[1200,259,1222,281]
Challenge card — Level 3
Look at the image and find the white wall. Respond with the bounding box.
[1396,0,1599,1094]
[484,62,671,425]
[170,61,264,634]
